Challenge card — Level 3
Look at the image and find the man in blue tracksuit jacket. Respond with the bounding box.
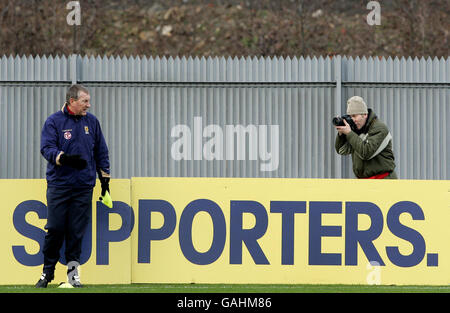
[36,84,110,288]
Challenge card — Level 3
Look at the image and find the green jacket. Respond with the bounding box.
[335,110,397,179]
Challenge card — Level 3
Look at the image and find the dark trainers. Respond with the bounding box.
[35,273,53,288]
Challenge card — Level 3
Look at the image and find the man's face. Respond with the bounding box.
[69,91,90,116]
[350,113,368,130]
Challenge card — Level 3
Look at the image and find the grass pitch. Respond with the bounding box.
[0,283,449,293]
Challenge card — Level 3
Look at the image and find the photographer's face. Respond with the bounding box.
[350,114,368,130]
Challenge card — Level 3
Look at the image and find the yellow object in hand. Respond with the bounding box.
[100,190,113,208]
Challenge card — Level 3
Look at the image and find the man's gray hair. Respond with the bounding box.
[66,84,89,104]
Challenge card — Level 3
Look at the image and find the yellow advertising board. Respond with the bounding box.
[0,179,131,285]
[131,177,450,285]
[1,178,449,285]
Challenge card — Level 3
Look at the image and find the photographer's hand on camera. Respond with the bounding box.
[335,118,352,136]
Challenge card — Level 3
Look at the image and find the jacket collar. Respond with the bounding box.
[61,103,82,119]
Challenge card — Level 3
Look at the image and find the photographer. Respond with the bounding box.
[334,96,397,179]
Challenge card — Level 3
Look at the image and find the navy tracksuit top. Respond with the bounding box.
[40,104,110,188]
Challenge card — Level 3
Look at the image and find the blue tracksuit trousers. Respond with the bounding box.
[42,186,93,277]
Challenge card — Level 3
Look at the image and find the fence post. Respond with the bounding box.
[334,55,342,178]
[70,54,77,85]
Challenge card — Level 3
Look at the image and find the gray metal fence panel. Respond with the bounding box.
[0,54,448,180]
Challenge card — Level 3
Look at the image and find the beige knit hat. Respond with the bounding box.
[346,96,368,115]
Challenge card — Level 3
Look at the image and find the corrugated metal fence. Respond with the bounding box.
[0,54,449,179]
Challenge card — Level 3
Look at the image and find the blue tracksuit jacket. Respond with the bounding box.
[40,104,110,187]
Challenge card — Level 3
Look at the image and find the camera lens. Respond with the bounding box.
[332,117,343,126]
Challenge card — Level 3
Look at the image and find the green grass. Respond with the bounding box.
[0,284,449,293]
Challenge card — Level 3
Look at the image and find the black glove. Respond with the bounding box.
[59,154,87,170]
[99,175,110,198]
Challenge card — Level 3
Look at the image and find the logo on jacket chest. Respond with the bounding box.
[63,129,72,140]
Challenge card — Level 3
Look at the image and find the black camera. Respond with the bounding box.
[332,115,357,131]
